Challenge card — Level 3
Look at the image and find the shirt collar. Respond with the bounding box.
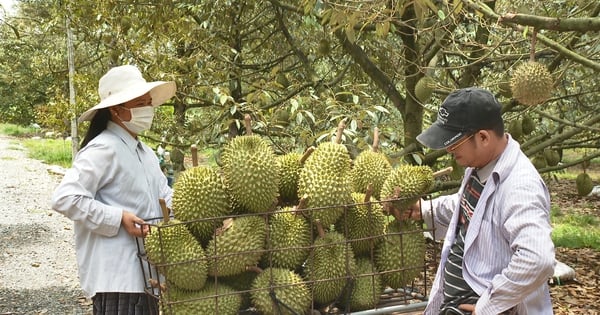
[106,121,140,152]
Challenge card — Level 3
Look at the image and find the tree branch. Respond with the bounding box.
[462,0,600,71]
[498,13,600,33]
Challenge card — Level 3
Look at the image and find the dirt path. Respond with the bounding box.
[0,135,91,314]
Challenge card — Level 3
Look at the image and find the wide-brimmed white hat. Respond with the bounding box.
[78,65,176,122]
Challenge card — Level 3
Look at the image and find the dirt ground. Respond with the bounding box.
[546,172,600,315]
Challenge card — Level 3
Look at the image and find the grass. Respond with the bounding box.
[551,206,600,250]
[21,138,73,168]
[0,123,38,137]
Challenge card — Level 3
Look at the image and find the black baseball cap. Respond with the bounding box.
[416,87,503,150]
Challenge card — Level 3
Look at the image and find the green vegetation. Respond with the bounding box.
[0,123,38,137]
[21,138,72,168]
[551,206,600,250]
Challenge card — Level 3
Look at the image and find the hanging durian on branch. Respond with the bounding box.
[509,28,553,106]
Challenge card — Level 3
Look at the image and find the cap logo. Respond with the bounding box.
[438,107,449,124]
[443,132,464,146]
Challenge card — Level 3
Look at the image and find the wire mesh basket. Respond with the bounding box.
[136,196,439,315]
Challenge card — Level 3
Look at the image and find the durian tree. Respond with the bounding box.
[1,0,599,191]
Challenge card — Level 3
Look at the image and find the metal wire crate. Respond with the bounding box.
[136,197,439,315]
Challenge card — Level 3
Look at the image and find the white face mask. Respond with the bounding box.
[121,106,155,134]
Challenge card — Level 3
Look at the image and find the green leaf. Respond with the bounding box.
[374,105,389,114]
[437,10,446,20]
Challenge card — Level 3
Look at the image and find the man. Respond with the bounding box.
[52,65,176,314]
[414,87,555,314]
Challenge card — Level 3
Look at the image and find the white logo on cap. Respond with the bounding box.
[438,107,449,124]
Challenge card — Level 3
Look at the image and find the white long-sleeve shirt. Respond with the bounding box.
[422,135,555,315]
[52,121,172,298]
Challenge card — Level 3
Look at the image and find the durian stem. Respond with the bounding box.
[295,194,309,219]
[297,194,308,210]
[433,166,453,178]
[529,28,538,62]
[372,127,380,152]
[389,204,403,222]
[191,144,198,167]
[159,198,169,223]
[364,184,373,203]
[315,221,326,238]
[149,278,167,292]
[244,114,253,135]
[299,146,315,165]
[246,265,263,274]
[335,120,346,144]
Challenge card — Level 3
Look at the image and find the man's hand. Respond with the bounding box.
[458,304,476,314]
[121,210,149,238]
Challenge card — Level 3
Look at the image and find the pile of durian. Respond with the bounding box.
[144,116,441,314]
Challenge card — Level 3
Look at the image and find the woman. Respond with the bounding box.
[52,65,176,315]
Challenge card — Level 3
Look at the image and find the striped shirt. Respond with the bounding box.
[440,172,485,314]
[422,135,555,315]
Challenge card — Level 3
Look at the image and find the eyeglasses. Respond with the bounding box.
[446,133,475,152]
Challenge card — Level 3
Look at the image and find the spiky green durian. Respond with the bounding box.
[298,141,353,227]
[374,219,426,289]
[165,283,242,315]
[250,267,312,315]
[521,115,535,135]
[380,165,434,211]
[206,216,267,277]
[218,271,258,310]
[145,219,208,291]
[350,150,392,199]
[171,166,232,245]
[262,207,311,270]
[576,173,593,196]
[336,192,386,257]
[531,155,548,170]
[543,149,561,167]
[341,258,382,311]
[277,152,303,203]
[510,61,553,106]
[414,76,436,103]
[304,229,357,306]
[221,134,280,213]
[508,119,523,140]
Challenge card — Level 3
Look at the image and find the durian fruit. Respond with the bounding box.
[380,165,434,212]
[543,149,561,167]
[336,191,386,257]
[298,121,353,227]
[340,258,382,312]
[531,155,548,170]
[277,148,314,204]
[521,115,535,135]
[374,219,426,289]
[221,114,280,213]
[414,76,436,103]
[508,119,523,140]
[350,127,392,199]
[145,200,208,291]
[218,271,258,310]
[576,173,593,196]
[171,166,232,245]
[249,267,312,315]
[165,283,242,315]
[304,223,357,306]
[262,204,311,270]
[510,61,553,106]
[206,216,267,277]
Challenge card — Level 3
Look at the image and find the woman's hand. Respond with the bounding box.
[121,210,149,237]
